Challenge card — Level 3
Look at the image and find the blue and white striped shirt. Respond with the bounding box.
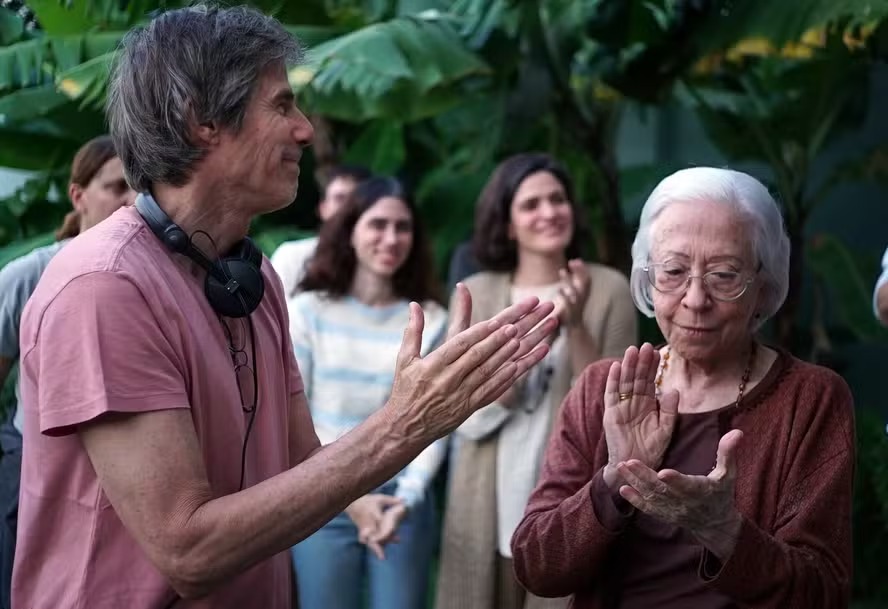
[288,292,449,508]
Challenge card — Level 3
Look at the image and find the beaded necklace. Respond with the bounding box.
[654,342,757,408]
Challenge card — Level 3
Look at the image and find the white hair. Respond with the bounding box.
[629,167,790,330]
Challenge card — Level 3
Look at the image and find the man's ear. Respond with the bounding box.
[68,182,85,212]
[192,120,220,147]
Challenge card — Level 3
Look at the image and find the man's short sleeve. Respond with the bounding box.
[21,272,189,436]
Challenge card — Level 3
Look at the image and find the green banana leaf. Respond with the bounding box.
[807,233,888,342]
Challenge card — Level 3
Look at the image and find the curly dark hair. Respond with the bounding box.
[472,152,589,272]
[298,176,442,303]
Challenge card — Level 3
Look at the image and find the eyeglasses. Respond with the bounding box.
[643,262,760,302]
[221,317,257,414]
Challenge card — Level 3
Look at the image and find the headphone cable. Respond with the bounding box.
[237,299,259,492]
[195,229,261,492]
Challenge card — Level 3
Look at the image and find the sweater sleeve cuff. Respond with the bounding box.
[698,514,764,593]
[590,468,635,532]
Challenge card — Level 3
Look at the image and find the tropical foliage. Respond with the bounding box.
[4,1,885,265]
[2,0,888,602]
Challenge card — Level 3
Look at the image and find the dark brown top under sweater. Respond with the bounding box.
[511,349,855,609]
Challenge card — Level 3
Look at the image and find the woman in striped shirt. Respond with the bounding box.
[288,176,448,609]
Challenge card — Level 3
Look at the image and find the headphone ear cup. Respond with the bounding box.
[240,237,263,268]
[137,193,266,317]
[204,257,265,318]
[163,225,192,254]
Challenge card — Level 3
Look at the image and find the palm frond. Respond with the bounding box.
[699,0,888,50]
[291,13,489,121]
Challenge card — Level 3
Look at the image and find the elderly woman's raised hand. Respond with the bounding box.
[616,429,745,561]
[602,344,678,490]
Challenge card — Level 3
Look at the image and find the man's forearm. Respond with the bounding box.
[172,408,424,597]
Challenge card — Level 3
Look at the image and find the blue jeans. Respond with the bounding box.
[0,418,21,609]
[291,485,435,609]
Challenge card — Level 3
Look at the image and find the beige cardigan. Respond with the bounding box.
[435,264,638,609]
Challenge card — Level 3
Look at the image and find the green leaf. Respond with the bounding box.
[307,22,414,89]
[363,0,394,22]
[397,0,447,15]
[0,83,72,126]
[27,0,96,35]
[249,1,331,26]
[0,129,81,169]
[56,52,112,107]
[292,14,489,122]
[0,32,122,98]
[50,36,88,72]
[698,0,888,50]
[412,146,492,272]
[618,161,686,221]
[679,41,871,169]
[450,0,509,48]
[0,9,24,45]
[0,38,50,93]
[284,25,347,48]
[81,31,124,57]
[250,226,314,258]
[811,145,888,210]
[25,0,162,33]
[807,233,888,342]
[344,120,405,173]
[0,231,56,269]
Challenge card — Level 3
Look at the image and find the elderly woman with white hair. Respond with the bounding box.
[511,167,854,608]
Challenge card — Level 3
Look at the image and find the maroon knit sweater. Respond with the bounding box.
[511,350,854,608]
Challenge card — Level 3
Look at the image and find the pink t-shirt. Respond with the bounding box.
[13,206,317,608]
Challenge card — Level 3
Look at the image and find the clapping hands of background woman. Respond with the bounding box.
[552,259,591,329]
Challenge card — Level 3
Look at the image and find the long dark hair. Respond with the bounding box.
[298,176,441,303]
[472,152,589,272]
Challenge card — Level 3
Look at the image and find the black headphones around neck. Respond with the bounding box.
[135,193,265,318]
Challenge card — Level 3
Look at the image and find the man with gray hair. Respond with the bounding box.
[12,5,555,609]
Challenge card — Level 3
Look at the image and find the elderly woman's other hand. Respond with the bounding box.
[617,429,744,561]
[602,343,678,490]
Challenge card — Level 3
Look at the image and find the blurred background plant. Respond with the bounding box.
[2,0,888,602]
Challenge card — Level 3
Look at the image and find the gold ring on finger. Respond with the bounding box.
[618,391,632,401]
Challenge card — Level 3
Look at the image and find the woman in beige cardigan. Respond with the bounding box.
[436,153,637,609]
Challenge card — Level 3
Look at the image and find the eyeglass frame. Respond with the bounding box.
[642,261,762,302]
[220,316,258,413]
